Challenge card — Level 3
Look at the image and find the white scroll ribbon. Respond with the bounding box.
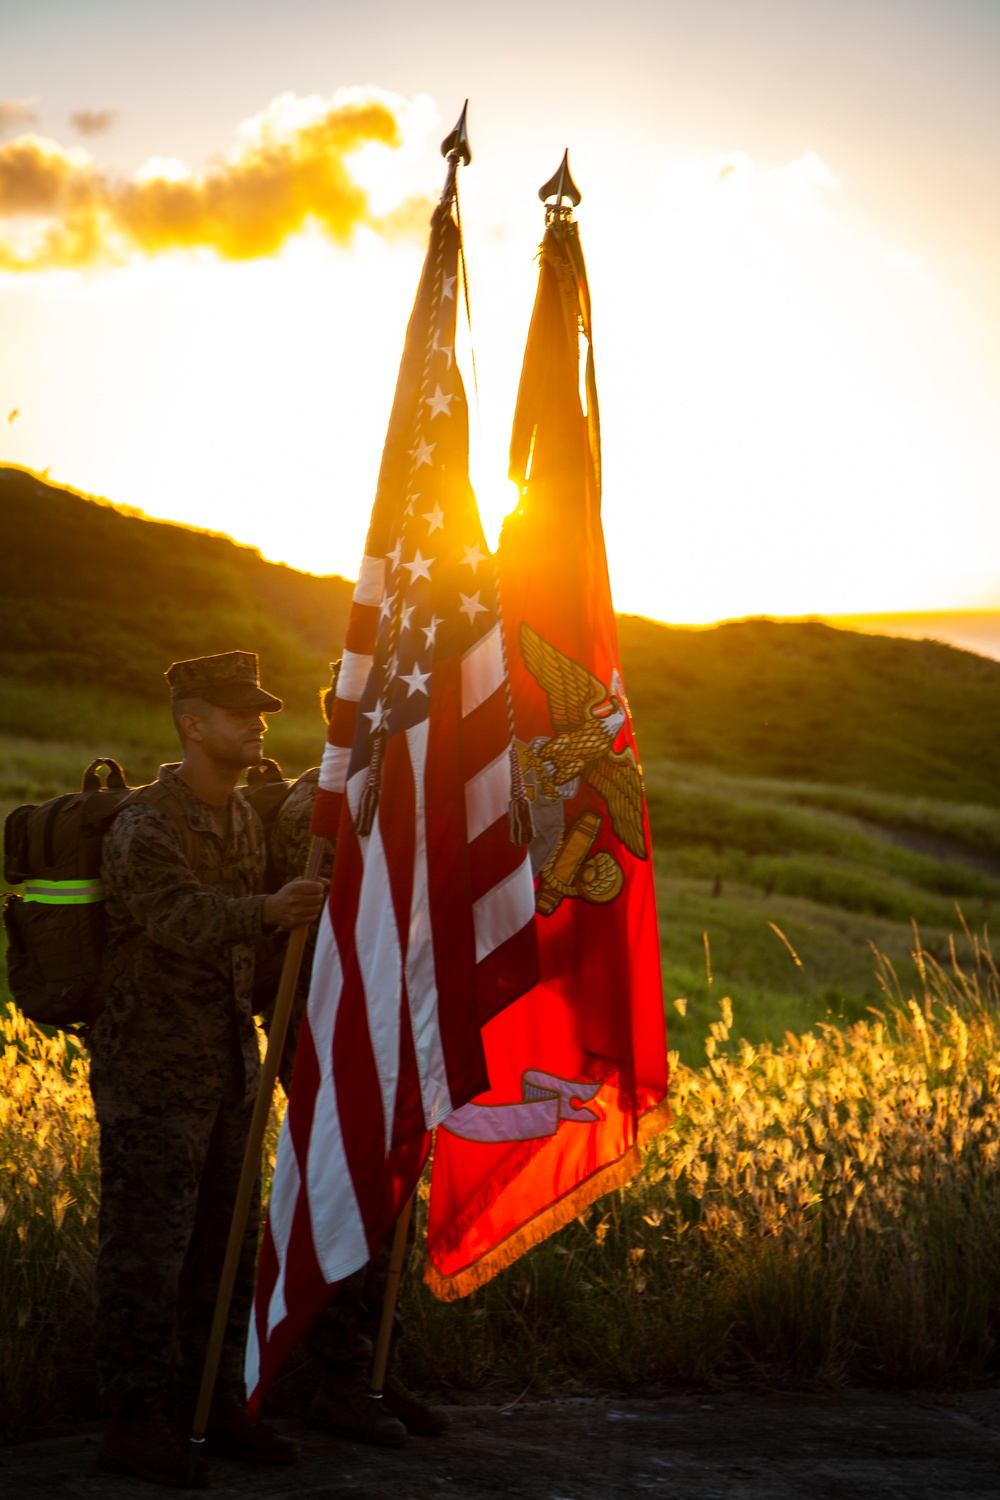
[441,1070,601,1144]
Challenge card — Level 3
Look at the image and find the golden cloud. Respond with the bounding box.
[0,91,432,272]
[70,108,118,137]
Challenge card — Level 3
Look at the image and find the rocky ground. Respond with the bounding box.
[3,1386,1000,1499]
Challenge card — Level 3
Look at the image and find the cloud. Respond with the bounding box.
[70,108,118,137]
[0,89,432,272]
[0,99,38,136]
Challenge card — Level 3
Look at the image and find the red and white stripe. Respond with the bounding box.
[312,552,385,840]
[247,589,535,1410]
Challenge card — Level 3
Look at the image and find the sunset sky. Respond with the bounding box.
[1,0,998,624]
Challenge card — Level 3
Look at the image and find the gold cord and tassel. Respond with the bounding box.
[354,727,386,837]
[507,742,534,847]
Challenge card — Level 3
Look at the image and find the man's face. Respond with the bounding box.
[196,704,268,770]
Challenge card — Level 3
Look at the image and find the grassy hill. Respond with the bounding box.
[618,612,1000,807]
[3,465,1000,1058]
[0,464,354,769]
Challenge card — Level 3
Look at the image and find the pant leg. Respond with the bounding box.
[305,1211,417,1378]
[175,1060,260,1406]
[305,1267,374,1377]
[94,1094,219,1414]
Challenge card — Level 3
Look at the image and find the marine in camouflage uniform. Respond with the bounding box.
[92,764,266,1413]
[268,740,445,1446]
[89,651,322,1487]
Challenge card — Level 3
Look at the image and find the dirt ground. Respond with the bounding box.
[3,1387,1000,1499]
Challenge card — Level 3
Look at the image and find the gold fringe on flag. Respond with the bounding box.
[424,1099,673,1302]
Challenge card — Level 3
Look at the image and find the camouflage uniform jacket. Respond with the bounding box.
[92,763,267,1109]
[269,768,332,888]
[264,769,335,1092]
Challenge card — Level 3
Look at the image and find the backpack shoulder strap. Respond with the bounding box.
[119,780,202,873]
[238,793,261,862]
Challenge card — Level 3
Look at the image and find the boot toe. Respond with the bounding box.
[306,1381,408,1447]
[204,1392,299,1465]
[99,1398,211,1488]
[383,1371,450,1436]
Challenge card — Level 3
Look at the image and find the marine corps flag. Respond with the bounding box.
[247,145,538,1406]
[426,189,670,1297]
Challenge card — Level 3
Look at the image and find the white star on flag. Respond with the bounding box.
[422,502,445,534]
[459,591,487,624]
[461,542,486,574]
[413,437,435,468]
[442,274,456,300]
[403,549,434,583]
[387,537,403,570]
[422,614,442,648]
[363,697,387,733]
[401,663,432,697]
[425,385,453,420]
[433,336,454,369]
[399,603,415,631]
[379,590,396,623]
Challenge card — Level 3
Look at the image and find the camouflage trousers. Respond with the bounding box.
[90,1044,259,1418]
[305,1213,415,1381]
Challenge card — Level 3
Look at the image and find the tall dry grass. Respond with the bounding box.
[2,925,1000,1436]
[0,1017,99,1433]
[402,921,1000,1393]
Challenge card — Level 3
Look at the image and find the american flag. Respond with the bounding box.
[247,195,538,1407]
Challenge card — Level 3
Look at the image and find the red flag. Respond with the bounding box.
[425,211,670,1298]
[247,192,538,1406]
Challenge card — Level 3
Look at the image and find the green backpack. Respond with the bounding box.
[2,755,318,1033]
[2,758,196,1033]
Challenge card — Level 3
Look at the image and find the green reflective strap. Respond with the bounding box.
[23,879,105,906]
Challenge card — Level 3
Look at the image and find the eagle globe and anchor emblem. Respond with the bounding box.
[516,621,648,913]
[442,623,648,1148]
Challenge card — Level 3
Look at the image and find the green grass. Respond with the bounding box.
[631,757,999,1063]
[5,465,1000,1145]
[6,933,1000,1436]
[5,733,997,1075]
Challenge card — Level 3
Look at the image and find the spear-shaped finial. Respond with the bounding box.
[539,149,581,217]
[440,100,472,166]
[438,101,471,207]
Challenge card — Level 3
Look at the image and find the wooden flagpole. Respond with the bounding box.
[369,1192,415,1399]
[188,835,326,1477]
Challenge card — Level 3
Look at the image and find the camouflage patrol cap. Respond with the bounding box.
[165,651,283,712]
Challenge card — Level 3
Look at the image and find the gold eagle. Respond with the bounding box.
[520,622,647,860]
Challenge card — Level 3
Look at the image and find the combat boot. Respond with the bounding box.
[383,1368,450,1436]
[306,1369,408,1446]
[98,1395,210,1488]
[204,1388,300,1464]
